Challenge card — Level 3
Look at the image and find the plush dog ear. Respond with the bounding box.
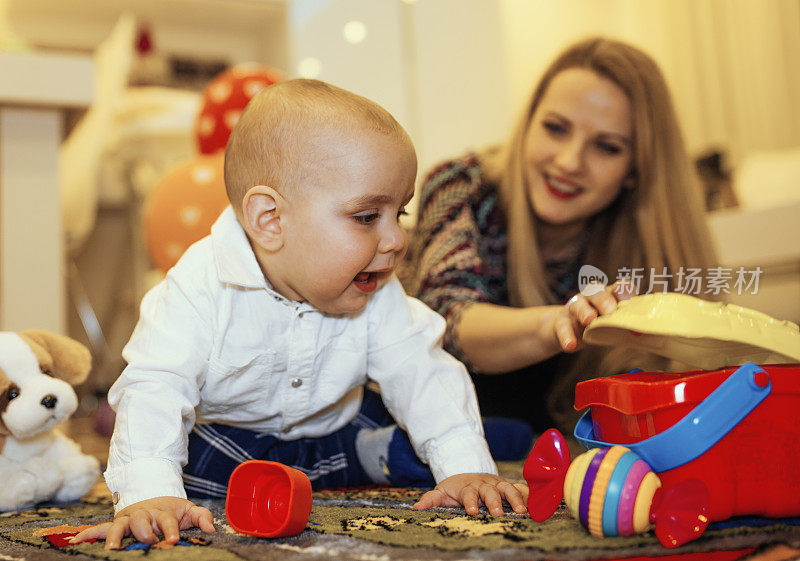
[18,330,92,385]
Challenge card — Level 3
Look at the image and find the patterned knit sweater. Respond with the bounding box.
[410,158,677,431]
[410,155,509,367]
[410,154,584,369]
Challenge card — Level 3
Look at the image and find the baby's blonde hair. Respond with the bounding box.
[224,78,410,213]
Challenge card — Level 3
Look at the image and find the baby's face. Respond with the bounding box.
[275,129,416,314]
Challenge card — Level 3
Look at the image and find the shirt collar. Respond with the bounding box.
[211,206,269,289]
[210,206,317,311]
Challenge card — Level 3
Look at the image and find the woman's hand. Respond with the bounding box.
[553,280,635,352]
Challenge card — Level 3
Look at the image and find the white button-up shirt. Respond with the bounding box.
[104,207,496,511]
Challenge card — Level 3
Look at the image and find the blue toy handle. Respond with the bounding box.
[574,362,771,472]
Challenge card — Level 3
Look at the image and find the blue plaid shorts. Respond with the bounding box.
[183,389,432,499]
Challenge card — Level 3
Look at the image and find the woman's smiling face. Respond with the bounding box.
[523,67,634,227]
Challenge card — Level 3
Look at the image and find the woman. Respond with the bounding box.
[410,37,717,433]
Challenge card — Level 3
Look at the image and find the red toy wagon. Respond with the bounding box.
[575,293,800,522]
[574,362,800,521]
[523,294,800,548]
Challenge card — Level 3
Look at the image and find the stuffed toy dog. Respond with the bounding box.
[0,330,100,511]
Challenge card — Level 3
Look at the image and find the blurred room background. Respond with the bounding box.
[0,0,798,425]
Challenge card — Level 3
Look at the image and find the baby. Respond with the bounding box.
[73,79,527,549]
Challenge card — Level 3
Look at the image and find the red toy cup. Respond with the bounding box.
[225,460,312,537]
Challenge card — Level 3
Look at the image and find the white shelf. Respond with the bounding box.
[0,51,93,108]
[0,51,94,334]
[7,0,288,70]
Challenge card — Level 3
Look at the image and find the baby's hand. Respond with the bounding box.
[554,280,635,352]
[68,496,215,550]
[412,473,528,516]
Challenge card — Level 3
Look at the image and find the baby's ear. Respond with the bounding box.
[242,185,285,251]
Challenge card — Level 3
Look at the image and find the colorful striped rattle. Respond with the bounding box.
[523,429,710,548]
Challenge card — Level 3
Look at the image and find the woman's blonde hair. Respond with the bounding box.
[483,37,717,307]
[481,37,719,429]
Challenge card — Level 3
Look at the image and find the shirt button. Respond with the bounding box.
[291,377,303,388]
[112,492,120,505]
[282,427,291,433]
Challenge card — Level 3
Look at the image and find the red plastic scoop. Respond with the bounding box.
[225,460,312,538]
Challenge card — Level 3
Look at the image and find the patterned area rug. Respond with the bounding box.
[1,464,799,561]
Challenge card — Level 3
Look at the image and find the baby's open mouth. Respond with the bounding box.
[353,272,378,293]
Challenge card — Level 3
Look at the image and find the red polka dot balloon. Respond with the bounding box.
[144,152,229,273]
[195,63,283,155]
